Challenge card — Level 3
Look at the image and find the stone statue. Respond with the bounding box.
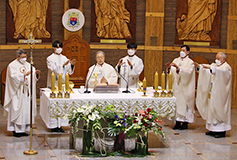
[177,0,217,41]
[94,0,132,39]
[9,0,51,39]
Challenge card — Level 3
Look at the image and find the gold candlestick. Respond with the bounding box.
[161,71,166,97]
[57,73,63,98]
[64,73,70,98]
[153,71,159,97]
[50,72,56,98]
[168,72,173,97]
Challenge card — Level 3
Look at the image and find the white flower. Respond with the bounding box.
[88,113,96,121]
[77,107,84,113]
[83,110,90,116]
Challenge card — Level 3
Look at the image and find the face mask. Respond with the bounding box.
[55,48,63,54]
[180,51,186,58]
[19,58,27,64]
[127,49,135,56]
[215,59,222,66]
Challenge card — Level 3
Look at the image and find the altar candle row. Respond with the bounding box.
[144,71,172,91]
[51,72,69,92]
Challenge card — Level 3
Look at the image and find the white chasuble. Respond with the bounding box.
[4,60,38,132]
[116,55,144,88]
[86,63,118,88]
[170,57,195,121]
[47,53,75,87]
[196,62,232,131]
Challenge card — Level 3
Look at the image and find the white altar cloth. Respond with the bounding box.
[40,88,176,128]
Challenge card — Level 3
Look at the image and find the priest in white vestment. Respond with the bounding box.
[116,42,144,88]
[86,51,118,88]
[166,45,195,130]
[195,52,231,138]
[46,40,76,132]
[4,49,40,137]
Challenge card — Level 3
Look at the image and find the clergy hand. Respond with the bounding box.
[70,59,77,65]
[170,62,179,69]
[165,62,171,68]
[24,71,31,77]
[118,59,125,67]
[100,76,108,84]
[193,62,200,68]
[63,60,70,67]
[35,70,41,74]
[127,59,133,67]
[202,64,211,69]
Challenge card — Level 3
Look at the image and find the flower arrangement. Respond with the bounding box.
[68,105,104,139]
[125,108,166,141]
[104,105,132,137]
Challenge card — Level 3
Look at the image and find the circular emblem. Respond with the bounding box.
[62,9,85,32]
[19,66,27,74]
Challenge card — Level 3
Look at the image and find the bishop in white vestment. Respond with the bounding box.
[195,52,231,138]
[116,42,144,88]
[4,49,40,137]
[86,51,118,88]
[46,41,76,132]
[166,45,195,130]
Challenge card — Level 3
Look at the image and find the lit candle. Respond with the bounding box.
[154,71,158,91]
[143,77,147,92]
[65,73,69,92]
[51,72,55,92]
[169,72,172,90]
[161,71,165,91]
[58,73,62,92]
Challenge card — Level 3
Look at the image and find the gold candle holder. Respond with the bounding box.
[57,91,63,98]
[50,92,56,98]
[160,90,166,97]
[137,80,143,92]
[167,90,173,97]
[69,81,74,94]
[94,73,98,86]
[64,91,70,98]
[153,91,159,98]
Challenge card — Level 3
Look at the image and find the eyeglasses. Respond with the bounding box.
[96,56,104,59]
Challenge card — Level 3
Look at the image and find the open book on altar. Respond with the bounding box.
[94,83,120,93]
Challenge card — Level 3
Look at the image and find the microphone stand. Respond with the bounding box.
[84,64,97,93]
[114,68,130,93]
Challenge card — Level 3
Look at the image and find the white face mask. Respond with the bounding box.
[180,51,186,58]
[19,58,27,64]
[127,49,135,56]
[215,59,222,66]
[55,48,63,54]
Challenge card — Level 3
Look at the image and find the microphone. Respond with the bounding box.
[114,67,130,93]
[84,63,97,93]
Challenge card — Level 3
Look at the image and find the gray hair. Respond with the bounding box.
[95,51,105,58]
[218,51,226,60]
[16,49,26,57]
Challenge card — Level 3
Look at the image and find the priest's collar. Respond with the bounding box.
[181,56,189,61]
[97,63,104,67]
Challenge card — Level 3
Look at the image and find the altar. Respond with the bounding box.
[40,87,176,128]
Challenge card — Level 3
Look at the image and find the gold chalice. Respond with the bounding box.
[94,73,99,86]
[69,81,74,94]
[137,80,143,92]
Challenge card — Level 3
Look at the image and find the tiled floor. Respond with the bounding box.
[0,104,237,160]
